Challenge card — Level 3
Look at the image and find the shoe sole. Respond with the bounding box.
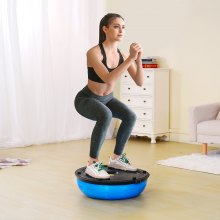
[85,171,110,180]
[108,165,137,172]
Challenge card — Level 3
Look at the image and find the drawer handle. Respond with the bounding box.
[143,100,146,103]
[147,76,149,78]
[143,88,146,90]
[128,88,131,90]
[125,75,128,78]
[143,125,146,127]
[128,99,130,102]
[143,113,146,115]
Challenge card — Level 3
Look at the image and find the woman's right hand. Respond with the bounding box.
[129,43,142,60]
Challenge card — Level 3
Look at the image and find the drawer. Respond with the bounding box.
[121,84,153,95]
[121,96,153,107]
[121,71,154,85]
[133,120,153,133]
[121,73,134,84]
[144,71,154,84]
[133,108,152,120]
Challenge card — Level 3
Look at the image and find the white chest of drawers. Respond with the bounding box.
[120,68,169,143]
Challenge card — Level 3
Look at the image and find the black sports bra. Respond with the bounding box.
[88,43,124,83]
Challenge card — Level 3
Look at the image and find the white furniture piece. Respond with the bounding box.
[189,102,220,154]
[120,68,169,143]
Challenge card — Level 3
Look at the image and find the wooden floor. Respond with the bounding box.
[0,138,219,220]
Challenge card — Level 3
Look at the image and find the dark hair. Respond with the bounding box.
[99,13,124,44]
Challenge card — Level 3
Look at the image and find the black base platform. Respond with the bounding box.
[75,166,150,185]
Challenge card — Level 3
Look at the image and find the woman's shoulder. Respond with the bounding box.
[87,44,102,62]
[87,44,100,55]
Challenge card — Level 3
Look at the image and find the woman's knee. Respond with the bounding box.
[130,111,137,123]
[125,110,137,124]
[99,109,112,124]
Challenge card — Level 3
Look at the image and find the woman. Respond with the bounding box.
[74,13,144,179]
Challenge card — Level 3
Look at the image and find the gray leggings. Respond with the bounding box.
[74,86,137,159]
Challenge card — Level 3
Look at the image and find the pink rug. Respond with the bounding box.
[0,158,31,169]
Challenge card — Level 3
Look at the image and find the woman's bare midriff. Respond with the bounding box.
[87,79,115,96]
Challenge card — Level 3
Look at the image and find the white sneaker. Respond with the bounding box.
[108,153,137,172]
[85,162,110,179]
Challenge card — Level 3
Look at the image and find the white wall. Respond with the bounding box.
[105,0,220,142]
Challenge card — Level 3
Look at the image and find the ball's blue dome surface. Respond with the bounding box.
[75,166,150,200]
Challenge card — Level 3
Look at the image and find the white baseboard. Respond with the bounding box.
[114,127,220,147]
[114,127,191,143]
[169,131,220,147]
[169,132,191,143]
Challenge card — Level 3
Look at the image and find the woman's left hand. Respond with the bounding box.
[137,50,142,60]
[134,43,142,61]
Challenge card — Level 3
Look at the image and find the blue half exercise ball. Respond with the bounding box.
[75,166,150,200]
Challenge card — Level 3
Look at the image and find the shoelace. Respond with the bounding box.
[94,162,105,172]
[119,153,130,164]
